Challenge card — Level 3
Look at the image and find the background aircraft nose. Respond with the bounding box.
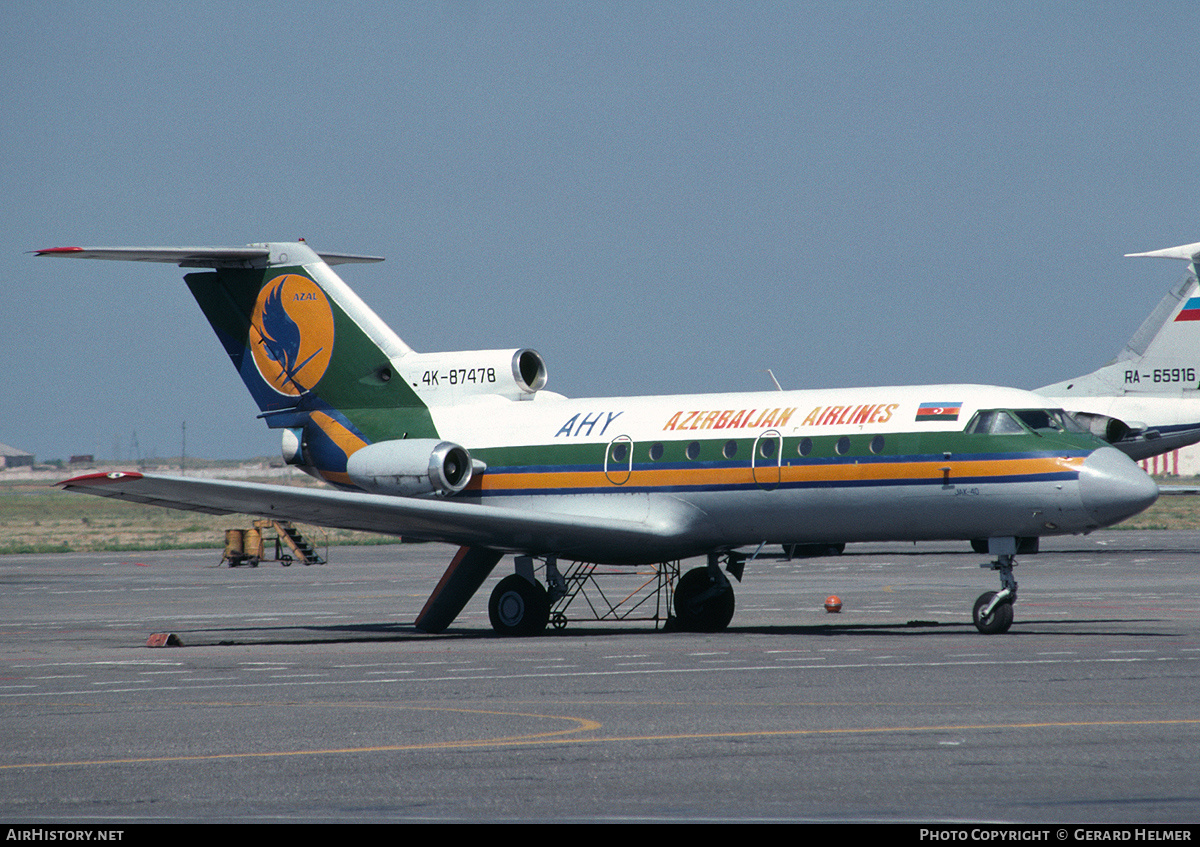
[1077,446,1159,527]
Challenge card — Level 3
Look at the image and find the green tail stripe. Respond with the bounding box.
[185,266,438,443]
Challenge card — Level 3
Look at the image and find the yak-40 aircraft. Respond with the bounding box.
[37,242,1159,635]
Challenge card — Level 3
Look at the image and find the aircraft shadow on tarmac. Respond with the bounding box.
[163,616,1176,647]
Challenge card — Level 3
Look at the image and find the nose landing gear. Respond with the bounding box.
[973,546,1018,634]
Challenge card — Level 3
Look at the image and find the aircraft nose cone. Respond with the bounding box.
[1078,446,1159,527]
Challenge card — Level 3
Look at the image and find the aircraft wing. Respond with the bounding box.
[1157,484,1200,495]
[1110,427,1200,462]
[58,472,697,562]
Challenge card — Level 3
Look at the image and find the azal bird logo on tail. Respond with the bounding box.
[250,274,335,396]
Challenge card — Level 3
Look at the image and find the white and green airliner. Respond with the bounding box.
[37,242,1159,635]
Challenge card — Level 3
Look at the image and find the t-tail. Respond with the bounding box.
[1037,240,1200,459]
[35,242,548,489]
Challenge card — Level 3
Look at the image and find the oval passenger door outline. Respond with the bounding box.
[604,435,633,485]
[752,430,782,490]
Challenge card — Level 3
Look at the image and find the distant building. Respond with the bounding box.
[68,455,95,466]
[0,442,35,469]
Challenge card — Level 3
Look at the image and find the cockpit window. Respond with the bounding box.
[964,410,1026,435]
[1013,410,1056,431]
[1013,409,1090,434]
[966,408,1090,436]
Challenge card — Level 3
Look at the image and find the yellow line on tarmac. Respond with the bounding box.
[5,715,1198,771]
[0,705,600,770]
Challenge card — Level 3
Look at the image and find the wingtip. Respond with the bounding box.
[58,471,144,487]
[33,246,84,256]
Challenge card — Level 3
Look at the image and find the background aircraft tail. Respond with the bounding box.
[1039,243,1200,398]
[1037,241,1200,460]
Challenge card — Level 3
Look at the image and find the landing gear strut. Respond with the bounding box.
[973,547,1018,634]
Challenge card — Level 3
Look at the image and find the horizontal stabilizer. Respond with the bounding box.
[1125,242,1200,262]
[33,245,384,268]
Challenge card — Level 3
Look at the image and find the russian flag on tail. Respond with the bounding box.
[1175,297,1200,321]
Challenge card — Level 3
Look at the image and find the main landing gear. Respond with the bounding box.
[485,551,745,635]
[488,573,551,636]
[973,541,1019,635]
[672,552,741,632]
[487,555,561,636]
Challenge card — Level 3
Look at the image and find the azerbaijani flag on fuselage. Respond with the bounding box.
[916,401,962,422]
[1175,296,1200,321]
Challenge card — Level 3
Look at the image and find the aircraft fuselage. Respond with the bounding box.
[312,383,1154,564]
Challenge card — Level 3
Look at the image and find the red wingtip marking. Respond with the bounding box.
[34,246,84,255]
[58,471,145,487]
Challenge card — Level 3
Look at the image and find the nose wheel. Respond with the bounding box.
[973,590,1014,634]
[973,552,1017,634]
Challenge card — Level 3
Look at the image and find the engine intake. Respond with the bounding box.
[398,348,548,401]
[1070,412,1136,444]
[346,439,476,496]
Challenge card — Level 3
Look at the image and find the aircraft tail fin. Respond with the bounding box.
[35,243,440,477]
[1038,243,1200,398]
[1116,271,1197,363]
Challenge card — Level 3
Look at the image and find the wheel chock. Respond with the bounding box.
[146,632,182,647]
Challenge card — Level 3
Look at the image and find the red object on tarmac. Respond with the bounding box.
[824,595,843,613]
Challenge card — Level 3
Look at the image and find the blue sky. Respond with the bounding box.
[4,2,1200,462]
